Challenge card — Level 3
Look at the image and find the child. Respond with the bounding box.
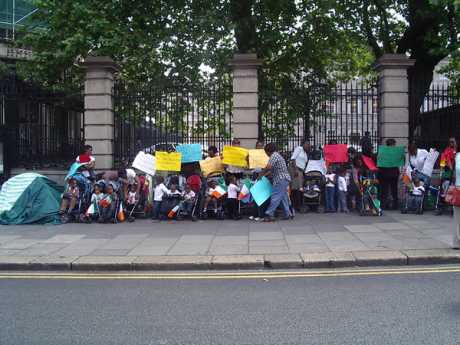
[153,176,170,220]
[202,180,220,218]
[59,178,80,215]
[127,184,139,206]
[98,183,118,223]
[168,183,182,197]
[337,168,349,213]
[180,184,196,217]
[83,183,104,222]
[408,178,425,211]
[225,175,241,220]
[325,166,336,213]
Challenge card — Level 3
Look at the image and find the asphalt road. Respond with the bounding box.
[2,268,460,345]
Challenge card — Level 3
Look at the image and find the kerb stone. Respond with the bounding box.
[133,256,212,271]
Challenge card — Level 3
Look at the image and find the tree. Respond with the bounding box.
[337,0,460,135]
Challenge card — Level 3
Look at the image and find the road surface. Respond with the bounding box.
[2,267,460,345]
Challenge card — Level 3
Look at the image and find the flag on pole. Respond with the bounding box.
[238,179,252,201]
[168,205,180,219]
[211,184,227,199]
[117,202,125,222]
[85,203,95,216]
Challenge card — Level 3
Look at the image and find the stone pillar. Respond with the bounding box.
[82,56,119,170]
[230,53,263,148]
[374,54,415,146]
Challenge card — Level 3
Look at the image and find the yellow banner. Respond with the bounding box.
[156,152,182,172]
[248,149,269,169]
[222,146,249,168]
[199,157,224,177]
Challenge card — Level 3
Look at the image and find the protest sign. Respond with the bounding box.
[250,177,272,206]
[377,146,405,168]
[176,144,202,163]
[305,159,327,175]
[222,146,249,168]
[132,151,156,176]
[199,157,224,177]
[156,151,182,172]
[248,149,269,169]
[323,144,348,163]
[362,155,378,171]
[422,149,439,177]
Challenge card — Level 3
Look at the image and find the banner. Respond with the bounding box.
[250,177,272,206]
[248,149,269,169]
[199,157,224,177]
[176,144,202,163]
[156,151,182,172]
[305,159,327,175]
[421,149,439,177]
[222,146,249,168]
[362,155,378,172]
[132,151,156,176]
[377,146,405,168]
[323,144,348,163]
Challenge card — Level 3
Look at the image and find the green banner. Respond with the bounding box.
[377,146,405,168]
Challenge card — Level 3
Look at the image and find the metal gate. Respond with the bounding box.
[259,79,379,153]
[113,80,232,165]
[0,75,84,175]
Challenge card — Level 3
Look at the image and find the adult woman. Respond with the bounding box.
[290,141,311,211]
[378,138,400,210]
[452,151,460,249]
[407,142,430,185]
[440,137,457,171]
[260,143,292,221]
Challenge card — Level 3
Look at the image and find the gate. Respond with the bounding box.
[113,80,232,165]
[0,75,84,175]
[259,79,379,153]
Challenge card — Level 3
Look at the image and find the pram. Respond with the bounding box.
[160,194,183,220]
[359,176,382,216]
[303,171,324,212]
[61,164,93,223]
[401,183,425,215]
[432,169,454,216]
[199,175,226,220]
[124,175,150,222]
[359,156,382,216]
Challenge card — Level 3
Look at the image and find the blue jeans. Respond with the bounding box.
[265,179,291,218]
[325,187,336,212]
[152,201,162,219]
[338,191,348,212]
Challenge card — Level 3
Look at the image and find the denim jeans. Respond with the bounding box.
[152,201,162,219]
[338,191,348,212]
[265,179,291,218]
[325,186,336,212]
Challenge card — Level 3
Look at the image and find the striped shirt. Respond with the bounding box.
[269,152,291,185]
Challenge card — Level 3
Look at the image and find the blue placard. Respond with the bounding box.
[250,177,272,206]
[176,144,202,163]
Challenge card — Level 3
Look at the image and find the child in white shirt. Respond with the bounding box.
[325,167,336,212]
[407,178,425,211]
[337,168,349,213]
[180,184,196,216]
[153,176,169,220]
[225,175,241,220]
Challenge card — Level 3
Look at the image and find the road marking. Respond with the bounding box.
[1,266,460,280]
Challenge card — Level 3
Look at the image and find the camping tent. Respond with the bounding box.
[0,173,63,225]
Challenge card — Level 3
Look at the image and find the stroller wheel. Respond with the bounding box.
[60,214,70,224]
[435,209,443,216]
[128,216,135,223]
[417,209,424,215]
[191,216,198,222]
[401,209,407,214]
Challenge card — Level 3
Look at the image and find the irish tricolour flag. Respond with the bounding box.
[238,179,253,202]
[211,184,227,199]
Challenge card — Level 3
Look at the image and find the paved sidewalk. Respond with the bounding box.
[0,211,458,270]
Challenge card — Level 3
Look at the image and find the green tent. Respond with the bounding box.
[0,173,63,225]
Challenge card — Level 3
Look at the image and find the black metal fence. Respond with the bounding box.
[0,75,84,173]
[113,81,232,165]
[412,81,460,149]
[259,79,379,153]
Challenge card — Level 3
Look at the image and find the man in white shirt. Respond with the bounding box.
[289,141,311,211]
[291,141,311,171]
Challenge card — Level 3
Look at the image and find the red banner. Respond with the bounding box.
[362,155,378,171]
[323,144,348,163]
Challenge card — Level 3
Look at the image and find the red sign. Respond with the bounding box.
[323,144,348,163]
[362,155,378,171]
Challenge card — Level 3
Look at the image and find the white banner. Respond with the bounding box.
[132,151,156,176]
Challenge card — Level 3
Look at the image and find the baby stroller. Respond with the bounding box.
[160,194,183,220]
[360,177,382,216]
[433,169,454,216]
[199,175,226,220]
[303,171,324,212]
[401,185,425,215]
[61,167,93,224]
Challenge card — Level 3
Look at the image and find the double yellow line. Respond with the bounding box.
[1,266,460,280]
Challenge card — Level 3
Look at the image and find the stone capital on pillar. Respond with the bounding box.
[230,53,263,148]
[82,56,119,171]
[374,54,415,146]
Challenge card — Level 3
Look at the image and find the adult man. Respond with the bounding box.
[226,138,245,177]
[260,143,292,221]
